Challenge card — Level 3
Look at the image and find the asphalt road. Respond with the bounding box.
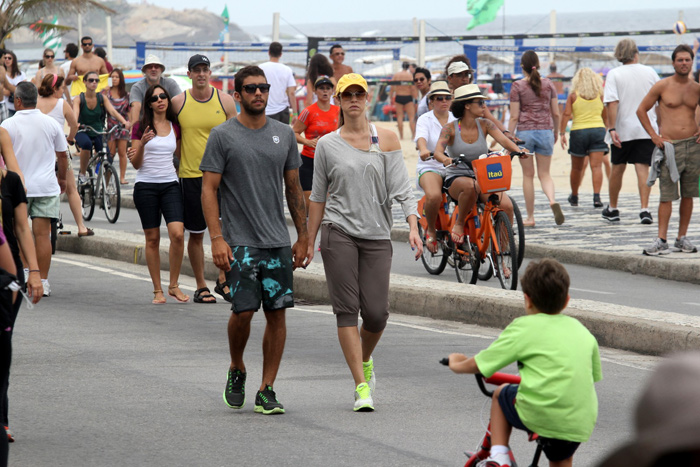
[7,253,660,467]
[66,202,700,316]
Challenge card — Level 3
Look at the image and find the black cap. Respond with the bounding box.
[188,54,210,70]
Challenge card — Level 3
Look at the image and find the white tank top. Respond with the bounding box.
[47,99,65,127]
[135,122,178,184]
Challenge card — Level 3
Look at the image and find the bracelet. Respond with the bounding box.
[211,235,223,241]
[503,130,511,134]
[608,128,616,133]
[28,269,40,273]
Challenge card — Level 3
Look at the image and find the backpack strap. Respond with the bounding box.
[97,92,106,122]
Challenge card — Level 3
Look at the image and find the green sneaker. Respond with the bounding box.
[363,357,375,393]
[254,385,285,414]
[353,382,374,412]
[223,368,246,409]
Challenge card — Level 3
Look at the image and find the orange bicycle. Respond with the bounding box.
[417,151,529,290]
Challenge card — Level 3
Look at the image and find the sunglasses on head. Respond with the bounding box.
[86,78,99,83]
[148,92,168,103]
[339,90,366,100]
[241,83,271,94]
[413,77,426,83]
[44,54,54,59]
[432,95,452,102]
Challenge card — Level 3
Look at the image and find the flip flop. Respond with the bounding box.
[78,228,95,237]
[152,289,166,305]
[551,203,565,226]
[215,279,232,303]
[425,234,438,254]
[194,287,217,304]
[167,284,190,303]
[450,230,465,245]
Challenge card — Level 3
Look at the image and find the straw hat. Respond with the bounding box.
[427,80,451,98]
[453,84,488,102]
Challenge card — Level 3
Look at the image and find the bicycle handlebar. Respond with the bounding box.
[77,124,124,136]
[440,357,521,397]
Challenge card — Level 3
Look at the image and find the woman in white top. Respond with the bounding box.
[128,84,188,305]
[307,73,422,412]
[3,51,26,118]
[414,80,456,253]
[36,74,93,237]
[33,48,64,86]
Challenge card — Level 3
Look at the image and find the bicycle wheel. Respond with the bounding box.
[80,167,95,221]
[492,211,518,290]
[477,242,494,281]
[510,196,525,268]
[417,223,448,275]
[102,163,121,223]
[454,242,480,284]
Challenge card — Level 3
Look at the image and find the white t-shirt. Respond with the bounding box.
[1,109,67,197]
[603,63,659,142]
[135,122,178,184]
[414,110,456,174]
[60,60,72,94]
[4,72,27,110]
[259,61,296,115]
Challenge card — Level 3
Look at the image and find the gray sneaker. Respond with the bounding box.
[672,236,697,253]
[643,238,671,256]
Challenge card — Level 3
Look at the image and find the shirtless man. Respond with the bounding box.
[547,62,565,114]
[330,44,353,82]
[390,61,417,140]
[66,36,107,85]
[637,44,700,256]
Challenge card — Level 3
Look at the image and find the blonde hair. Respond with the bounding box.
[571,68,603,100]
[614,39,638,64]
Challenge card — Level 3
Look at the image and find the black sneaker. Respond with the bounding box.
[640,210,653,225]
[254,385,285,414]
[593,194,603,208]
[223,368,246,409]
[567,193,578,206]
[602,205,620,222]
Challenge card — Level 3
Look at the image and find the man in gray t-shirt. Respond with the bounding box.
[200,65,309,415]
[128,54,181,122]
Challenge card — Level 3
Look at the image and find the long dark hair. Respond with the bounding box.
[306,53,333,85]
[3,51,19,78]
[110,68,127,98]
[521,50,542,96]
[140,84,178,135]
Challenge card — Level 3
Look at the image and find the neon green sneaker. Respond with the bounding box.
[363,357,375,393]
[254,385,285,415]
[353,382,374,412]
[223,368,246,409]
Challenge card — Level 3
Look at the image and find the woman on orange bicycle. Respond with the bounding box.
[433,84,524,245]
[415,80,455,253]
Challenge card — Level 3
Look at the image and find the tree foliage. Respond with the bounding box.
[0,0,115,45]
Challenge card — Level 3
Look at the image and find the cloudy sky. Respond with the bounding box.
[134,0,693,30]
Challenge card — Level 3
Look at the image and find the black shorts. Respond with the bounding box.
[299,155,314,191]
[224,246,295,313]
[179,177,207,233]
[498,384,581,463]
[133,181,184,230]
[395,95,413,106]
[610,139,655,166]
[267,109,290,124]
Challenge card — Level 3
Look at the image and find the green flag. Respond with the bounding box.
[466,0,504,30]
[221,5,229,25]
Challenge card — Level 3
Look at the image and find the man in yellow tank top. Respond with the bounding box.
[172,54,238,304]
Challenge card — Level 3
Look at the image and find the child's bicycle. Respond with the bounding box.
[440,358,545,467]
[417,151,530,290]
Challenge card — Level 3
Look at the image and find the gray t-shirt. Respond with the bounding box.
[199,118,302,248]
[129,77,181,114]
[310,131,418,240]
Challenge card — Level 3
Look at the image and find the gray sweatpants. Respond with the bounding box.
[320,223,392,333]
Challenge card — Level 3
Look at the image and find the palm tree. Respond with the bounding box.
[0,0,115,46]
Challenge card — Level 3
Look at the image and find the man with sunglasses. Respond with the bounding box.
[259,42,297,124]
[66,36,108,90]
[200,65,309,415]
[330,44,353,82]
[171,54,237,305]
[129,55,181,123]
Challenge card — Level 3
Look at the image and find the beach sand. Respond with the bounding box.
[375,121,645,197]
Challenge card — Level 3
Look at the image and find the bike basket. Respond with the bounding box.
[472,155,512,193]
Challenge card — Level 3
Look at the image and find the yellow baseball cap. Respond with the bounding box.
[336,73,368,95]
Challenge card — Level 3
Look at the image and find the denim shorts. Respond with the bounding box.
[516,129,554,156]
[568,128,609,157]
[133,181,184,229]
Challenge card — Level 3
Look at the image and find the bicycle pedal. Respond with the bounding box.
[59,231,71,235]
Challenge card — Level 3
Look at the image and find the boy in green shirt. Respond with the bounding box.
[448,258,602,467]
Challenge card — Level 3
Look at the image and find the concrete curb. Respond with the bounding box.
[57,230,700,356]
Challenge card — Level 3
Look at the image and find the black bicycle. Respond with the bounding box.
[76,125,122,223]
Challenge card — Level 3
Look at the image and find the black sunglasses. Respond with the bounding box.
[339,90,367,100]
[86,78,99,83]
[44,54,55,59]
[413,77,426,83]
[148,92,168,103]
[241,83,271,94]
[82,42,92,46]
[432,95,453,102]
[470,100,486,107]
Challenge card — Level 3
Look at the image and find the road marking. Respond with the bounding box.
[683,302,700,307]
[570,287,614,295]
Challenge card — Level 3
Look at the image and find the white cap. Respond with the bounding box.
[141,54,165,72]
[447,61,472,75]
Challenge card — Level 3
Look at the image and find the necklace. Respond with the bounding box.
[458,120,478,144]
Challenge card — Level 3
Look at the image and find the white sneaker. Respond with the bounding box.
[41,279,51,297]
[78,174,87,185]
[23,268,28,283]
[353,382,374,412]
